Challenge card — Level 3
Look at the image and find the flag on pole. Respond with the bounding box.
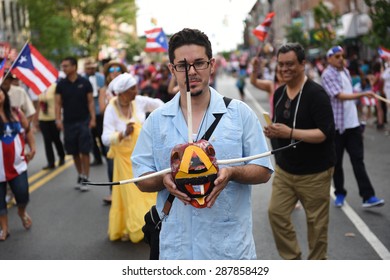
[10,44,58,95]
[0,58,6,83]
[378,46,390,59]
[144,27,168,52]
[252,12,275,42]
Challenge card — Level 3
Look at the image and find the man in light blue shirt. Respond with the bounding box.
[131,28,273,260]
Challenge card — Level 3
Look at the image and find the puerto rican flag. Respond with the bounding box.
[10,44,58,95]
[0,58,6,83]
[378,46,390,59]
[144,27,168,52]
[252,12,275,42]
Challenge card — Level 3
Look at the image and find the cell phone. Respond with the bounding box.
[263,112,272,125]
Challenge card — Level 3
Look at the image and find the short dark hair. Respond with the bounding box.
[62,56,78,67]
[277,43,306,64]
[168,28,212,63]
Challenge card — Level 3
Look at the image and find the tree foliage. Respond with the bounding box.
[363,0,390,48]
[19,0,137,63]
[284,23,309,49]
[311,1,340,51]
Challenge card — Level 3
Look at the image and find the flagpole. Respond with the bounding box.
[0,40,29,87]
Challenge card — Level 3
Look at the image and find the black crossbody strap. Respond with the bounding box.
[163,96,232,215]
[201,97,232,141]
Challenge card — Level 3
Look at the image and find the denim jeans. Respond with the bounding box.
[0,171,29,215]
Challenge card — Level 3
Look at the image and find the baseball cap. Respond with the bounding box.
[327,46,344,58]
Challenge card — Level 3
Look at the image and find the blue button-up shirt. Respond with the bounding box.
[132,88,273,259]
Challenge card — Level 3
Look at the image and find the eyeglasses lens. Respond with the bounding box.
[283,98,291,119]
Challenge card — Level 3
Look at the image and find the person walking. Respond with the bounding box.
[264,43,336,260]
[37,82,65,169]
[0,87,36,241]
[55,56,96,191]
[99,60,128,204]
[82,59,105,166]
[102,73,163,242]
[131,28,273,259]
[321,46,385,208]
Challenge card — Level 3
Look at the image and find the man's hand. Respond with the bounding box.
[205,167,232,208]
[162,173,191,205]
[264,123,292,139]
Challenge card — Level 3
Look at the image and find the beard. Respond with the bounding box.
[191,89,203,97]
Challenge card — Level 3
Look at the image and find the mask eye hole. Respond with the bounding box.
[171,151,180,161]
[206,145,215,157]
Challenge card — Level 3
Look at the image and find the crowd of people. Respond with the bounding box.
[0,27,387,262]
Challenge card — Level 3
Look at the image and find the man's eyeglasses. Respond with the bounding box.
[172,60,211,72]
[283,98,291,119]
[333,54,345,59]
[277,61,296,69]
[109,66,121,73]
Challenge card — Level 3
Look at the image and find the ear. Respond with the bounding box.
[168,63,175,75]
[210,58,216,75]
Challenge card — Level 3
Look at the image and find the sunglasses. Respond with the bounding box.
[108,66,121,73]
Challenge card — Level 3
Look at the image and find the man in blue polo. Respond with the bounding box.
[56,56,96,191]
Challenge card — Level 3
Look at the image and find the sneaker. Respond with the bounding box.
[75,175,84,190]
[79,177,90,192]
[363,196,385,208]
[335,194,345,207]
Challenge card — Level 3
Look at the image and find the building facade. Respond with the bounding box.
[0,0,29,59]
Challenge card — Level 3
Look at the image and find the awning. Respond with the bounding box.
[336,13,372,39]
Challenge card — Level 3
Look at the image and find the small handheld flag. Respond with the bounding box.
[252,12,275,42]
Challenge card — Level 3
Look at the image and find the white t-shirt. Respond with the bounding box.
[340,71,359,129]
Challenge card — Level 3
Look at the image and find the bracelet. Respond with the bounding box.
[289,127,293,140]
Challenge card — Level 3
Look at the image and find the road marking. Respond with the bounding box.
[245,84,390,260]
[29,159,73,193]
[330,186,390,260]
[28,169,50,184]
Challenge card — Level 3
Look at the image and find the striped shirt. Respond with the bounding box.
[321,65,352,133]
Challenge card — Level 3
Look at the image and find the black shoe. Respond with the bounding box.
[42,164,55,170]
[58,158,65,166]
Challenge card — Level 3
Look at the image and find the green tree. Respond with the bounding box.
[363,0,390,48]
[19,0,74,62]
[284,22,309,49]
[20,0,137,63]
[312,1,339,50]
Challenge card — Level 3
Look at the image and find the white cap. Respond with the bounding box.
[108,73,137,95]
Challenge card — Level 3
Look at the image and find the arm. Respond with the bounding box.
[250,57,273,95]
[55,93,63,131]
[167,76,179,95]
[264,123,326,144]
[17,109,36,162]
[87,92,96,128]
[98,86,108,114]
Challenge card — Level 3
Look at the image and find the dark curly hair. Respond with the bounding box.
[277,43,306,64]
[168,28,212,63]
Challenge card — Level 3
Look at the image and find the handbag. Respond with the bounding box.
[142,97,232,259]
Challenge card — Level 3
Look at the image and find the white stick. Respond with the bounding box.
[187,90,193,143]
[375,94,390,105]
